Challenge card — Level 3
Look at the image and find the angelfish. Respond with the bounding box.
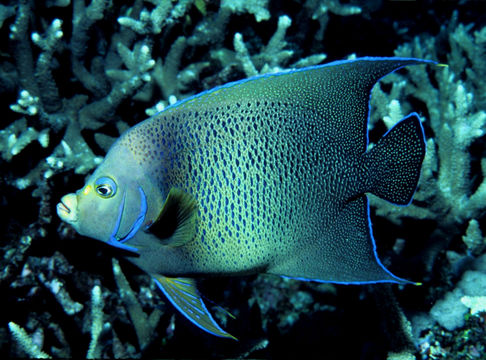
[57,57,431,339]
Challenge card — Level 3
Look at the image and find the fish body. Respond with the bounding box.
[58,57,430,338]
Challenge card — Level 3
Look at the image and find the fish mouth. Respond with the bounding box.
[57,194,78,224]
[57,201,70,214]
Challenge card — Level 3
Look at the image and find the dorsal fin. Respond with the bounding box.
[146,188,198,247]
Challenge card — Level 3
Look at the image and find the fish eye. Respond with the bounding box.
[95,177,117,198]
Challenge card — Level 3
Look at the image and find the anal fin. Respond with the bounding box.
[269,196,413,284]
[152,274,237,340]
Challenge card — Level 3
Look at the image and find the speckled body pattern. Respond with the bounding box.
[115,58,427,283]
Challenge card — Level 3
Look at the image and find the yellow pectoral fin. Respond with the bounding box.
[152,274,237,340]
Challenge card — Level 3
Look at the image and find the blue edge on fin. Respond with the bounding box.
[380,112,426,209]
[281,198,414,285]
[153,276,237,339]
[153,56,436,114]
[283,196,417,285]
[281,57,434,286]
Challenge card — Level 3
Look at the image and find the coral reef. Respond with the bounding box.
[1,0,485,358]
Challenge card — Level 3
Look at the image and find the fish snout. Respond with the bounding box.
[57,193,79,224]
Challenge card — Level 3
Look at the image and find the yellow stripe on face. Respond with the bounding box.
[83,185,92,195]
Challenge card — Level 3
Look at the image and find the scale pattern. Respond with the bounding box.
[118,58,427,281]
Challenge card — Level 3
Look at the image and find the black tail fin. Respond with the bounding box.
[364,113,426,205]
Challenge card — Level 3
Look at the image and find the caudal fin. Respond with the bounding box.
[364,113,426,205]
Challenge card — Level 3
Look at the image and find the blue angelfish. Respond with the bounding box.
[57,57,431,339]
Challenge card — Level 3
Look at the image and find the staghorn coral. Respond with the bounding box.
[1,0,485,358]
[6,247,168,358]
[8,322,51,359]
[112,258,163,351]
[303,0,362,41]
[220,0,270,23]
[0,0,336,191]
[86,285,103,359]
[369,14,486,281]
[367,13,486,359]
[233,15,327,76]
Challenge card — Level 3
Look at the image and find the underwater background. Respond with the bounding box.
[1,0,485,358]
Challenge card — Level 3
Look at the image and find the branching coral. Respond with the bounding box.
[1,0,331,194]
[8,322,51,359]
[369,15,486,253]
[86,285,104,359]
[117,0,196,36]
[112,258,162,351]
[7,253,165,358]
[233,15,326,77]
[221,0,270,23]
[2,0,485,358]
[304,0,362,41]
[0,118,48,162]
[367,14,486,356]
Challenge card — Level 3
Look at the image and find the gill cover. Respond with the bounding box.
[107,186,147,253]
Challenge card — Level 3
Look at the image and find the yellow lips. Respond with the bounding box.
[56,193,78,224]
